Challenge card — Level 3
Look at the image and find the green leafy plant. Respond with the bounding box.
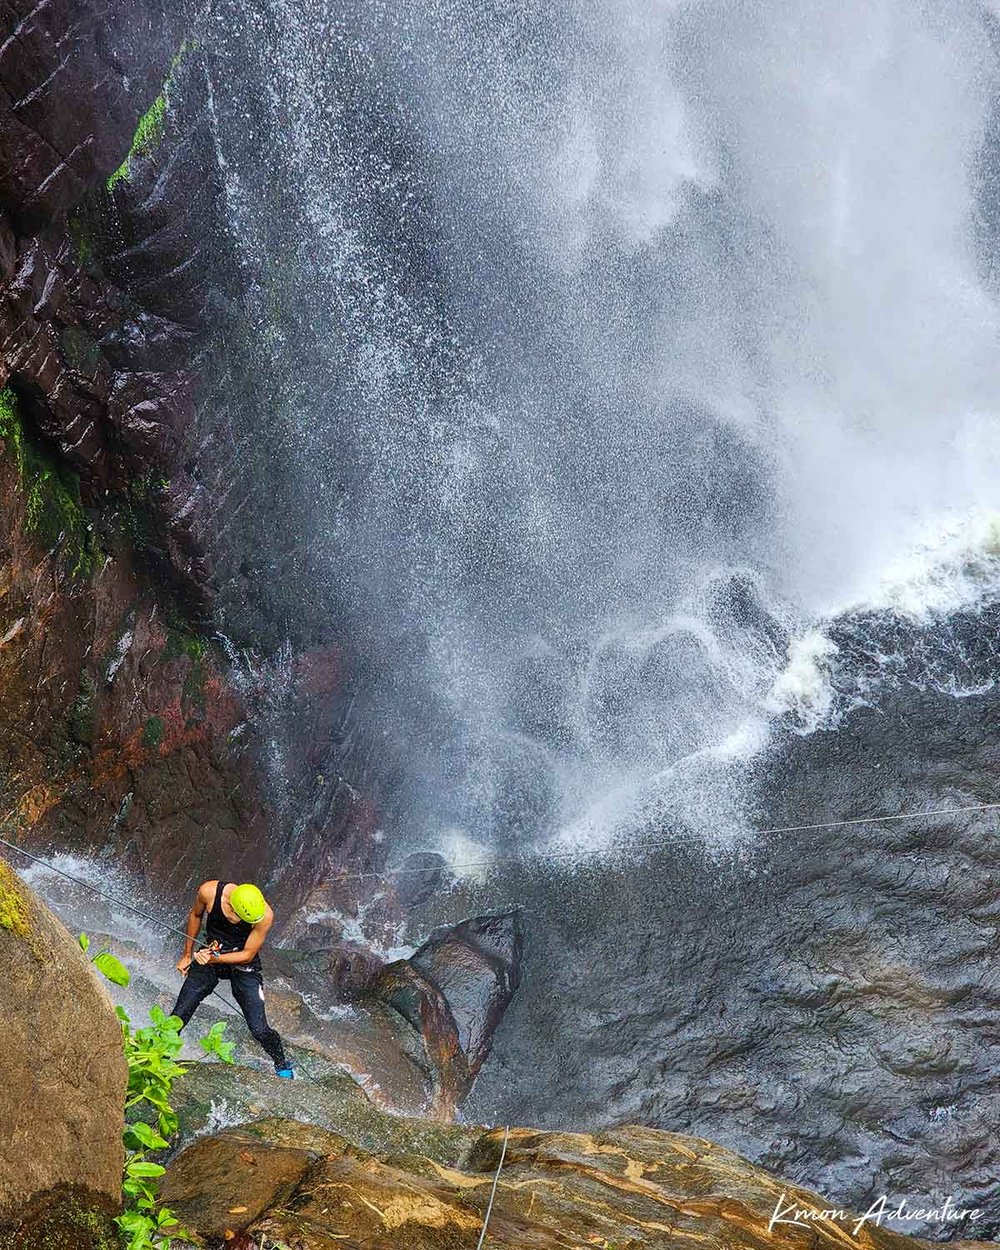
[199,1019,236,1064]
[80,935,236,1248]
[115,1002,193,1249]
[79,932,132,987]
[0,385,98,577]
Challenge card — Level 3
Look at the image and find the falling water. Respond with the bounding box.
[193,0,1000,872]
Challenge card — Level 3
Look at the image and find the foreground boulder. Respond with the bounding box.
[161,1112,945,1250]
[365,910,522,1114]
[0,862,125,1245]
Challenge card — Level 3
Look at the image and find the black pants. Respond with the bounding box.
[171,963,288,1068]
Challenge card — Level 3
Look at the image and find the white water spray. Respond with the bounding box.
[201,0,1000,862]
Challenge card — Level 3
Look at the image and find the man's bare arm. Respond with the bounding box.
[177,880,214,974]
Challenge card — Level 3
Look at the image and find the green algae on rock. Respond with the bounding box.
[106,41,191,190]
[0,1186,120,1250]
[0,861,30,939]
[0,387,96,578]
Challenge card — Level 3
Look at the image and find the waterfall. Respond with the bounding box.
[199,0,1000,862]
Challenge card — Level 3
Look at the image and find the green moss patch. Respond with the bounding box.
[59,327,102,378]
[0,860,31,939]
[107,92,167,190]
[0,387,97,578]
[68,675,97,746]
[140,715,165,749]
[66,212,96,270]
[161,626,211,724]
[0,1185,120,1250]
[107,42,190,191]
[163,628,207,664]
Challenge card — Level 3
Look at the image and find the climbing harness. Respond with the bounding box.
[476,1123,511,1250]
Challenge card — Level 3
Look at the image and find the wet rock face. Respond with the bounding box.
[466,678,1000,1242]
[0,0,389,927]
[0,0,255,896]
[188,910,524,1118]
[0,867,125,1242]
[410,911,523,1071]
[0,449,277,892]
[1,0,218,613]
[162,1114,928,1250]
[0,0,189,231]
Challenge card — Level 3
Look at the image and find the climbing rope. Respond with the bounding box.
[0,826,329,1082]
[4,799,1000,901]
[0,830,202,946]
[339,798,1000,881]
[476,1124,511,1250]
[3,796,1000,1086]
[3,796,1000,919]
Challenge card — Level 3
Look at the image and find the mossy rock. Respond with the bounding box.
[0,1185,119,1250]
[168,1063,472,1168]
[141,715,165,748]
[0,874,126,1220]
[0,387,97,577]
[0,860,30,939]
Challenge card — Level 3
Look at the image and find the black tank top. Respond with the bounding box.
[205,881,260,969]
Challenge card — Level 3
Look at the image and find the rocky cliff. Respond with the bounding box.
[0,0,394,940]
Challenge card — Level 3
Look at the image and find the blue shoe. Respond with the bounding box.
[275,1067,294,1079]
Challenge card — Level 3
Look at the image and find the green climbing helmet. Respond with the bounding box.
[230,882,267,925]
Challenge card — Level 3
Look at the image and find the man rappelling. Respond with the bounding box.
[171,879,294,1079]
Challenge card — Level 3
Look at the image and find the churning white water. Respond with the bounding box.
[200,0,1000,859]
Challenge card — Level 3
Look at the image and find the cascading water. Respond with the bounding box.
[200,0,1000,849]
[179,0,1000,1232]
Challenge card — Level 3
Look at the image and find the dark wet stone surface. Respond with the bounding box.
[464,678,1000,1241]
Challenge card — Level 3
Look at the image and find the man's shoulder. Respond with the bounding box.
[197,879,219,898]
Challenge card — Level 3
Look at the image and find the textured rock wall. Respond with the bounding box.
[0,0,390,932]
[159,1109,954,1249]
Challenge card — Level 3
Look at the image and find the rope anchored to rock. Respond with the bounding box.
[476,1124,511,1250]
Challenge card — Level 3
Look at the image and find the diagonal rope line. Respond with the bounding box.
[336,799,1000,881]
[4,800,1000,900]
[0,828,201,945]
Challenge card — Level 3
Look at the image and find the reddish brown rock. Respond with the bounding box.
[158,1126,313,1242]
[367,911,523,1116]
[163,1115,941,1250]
